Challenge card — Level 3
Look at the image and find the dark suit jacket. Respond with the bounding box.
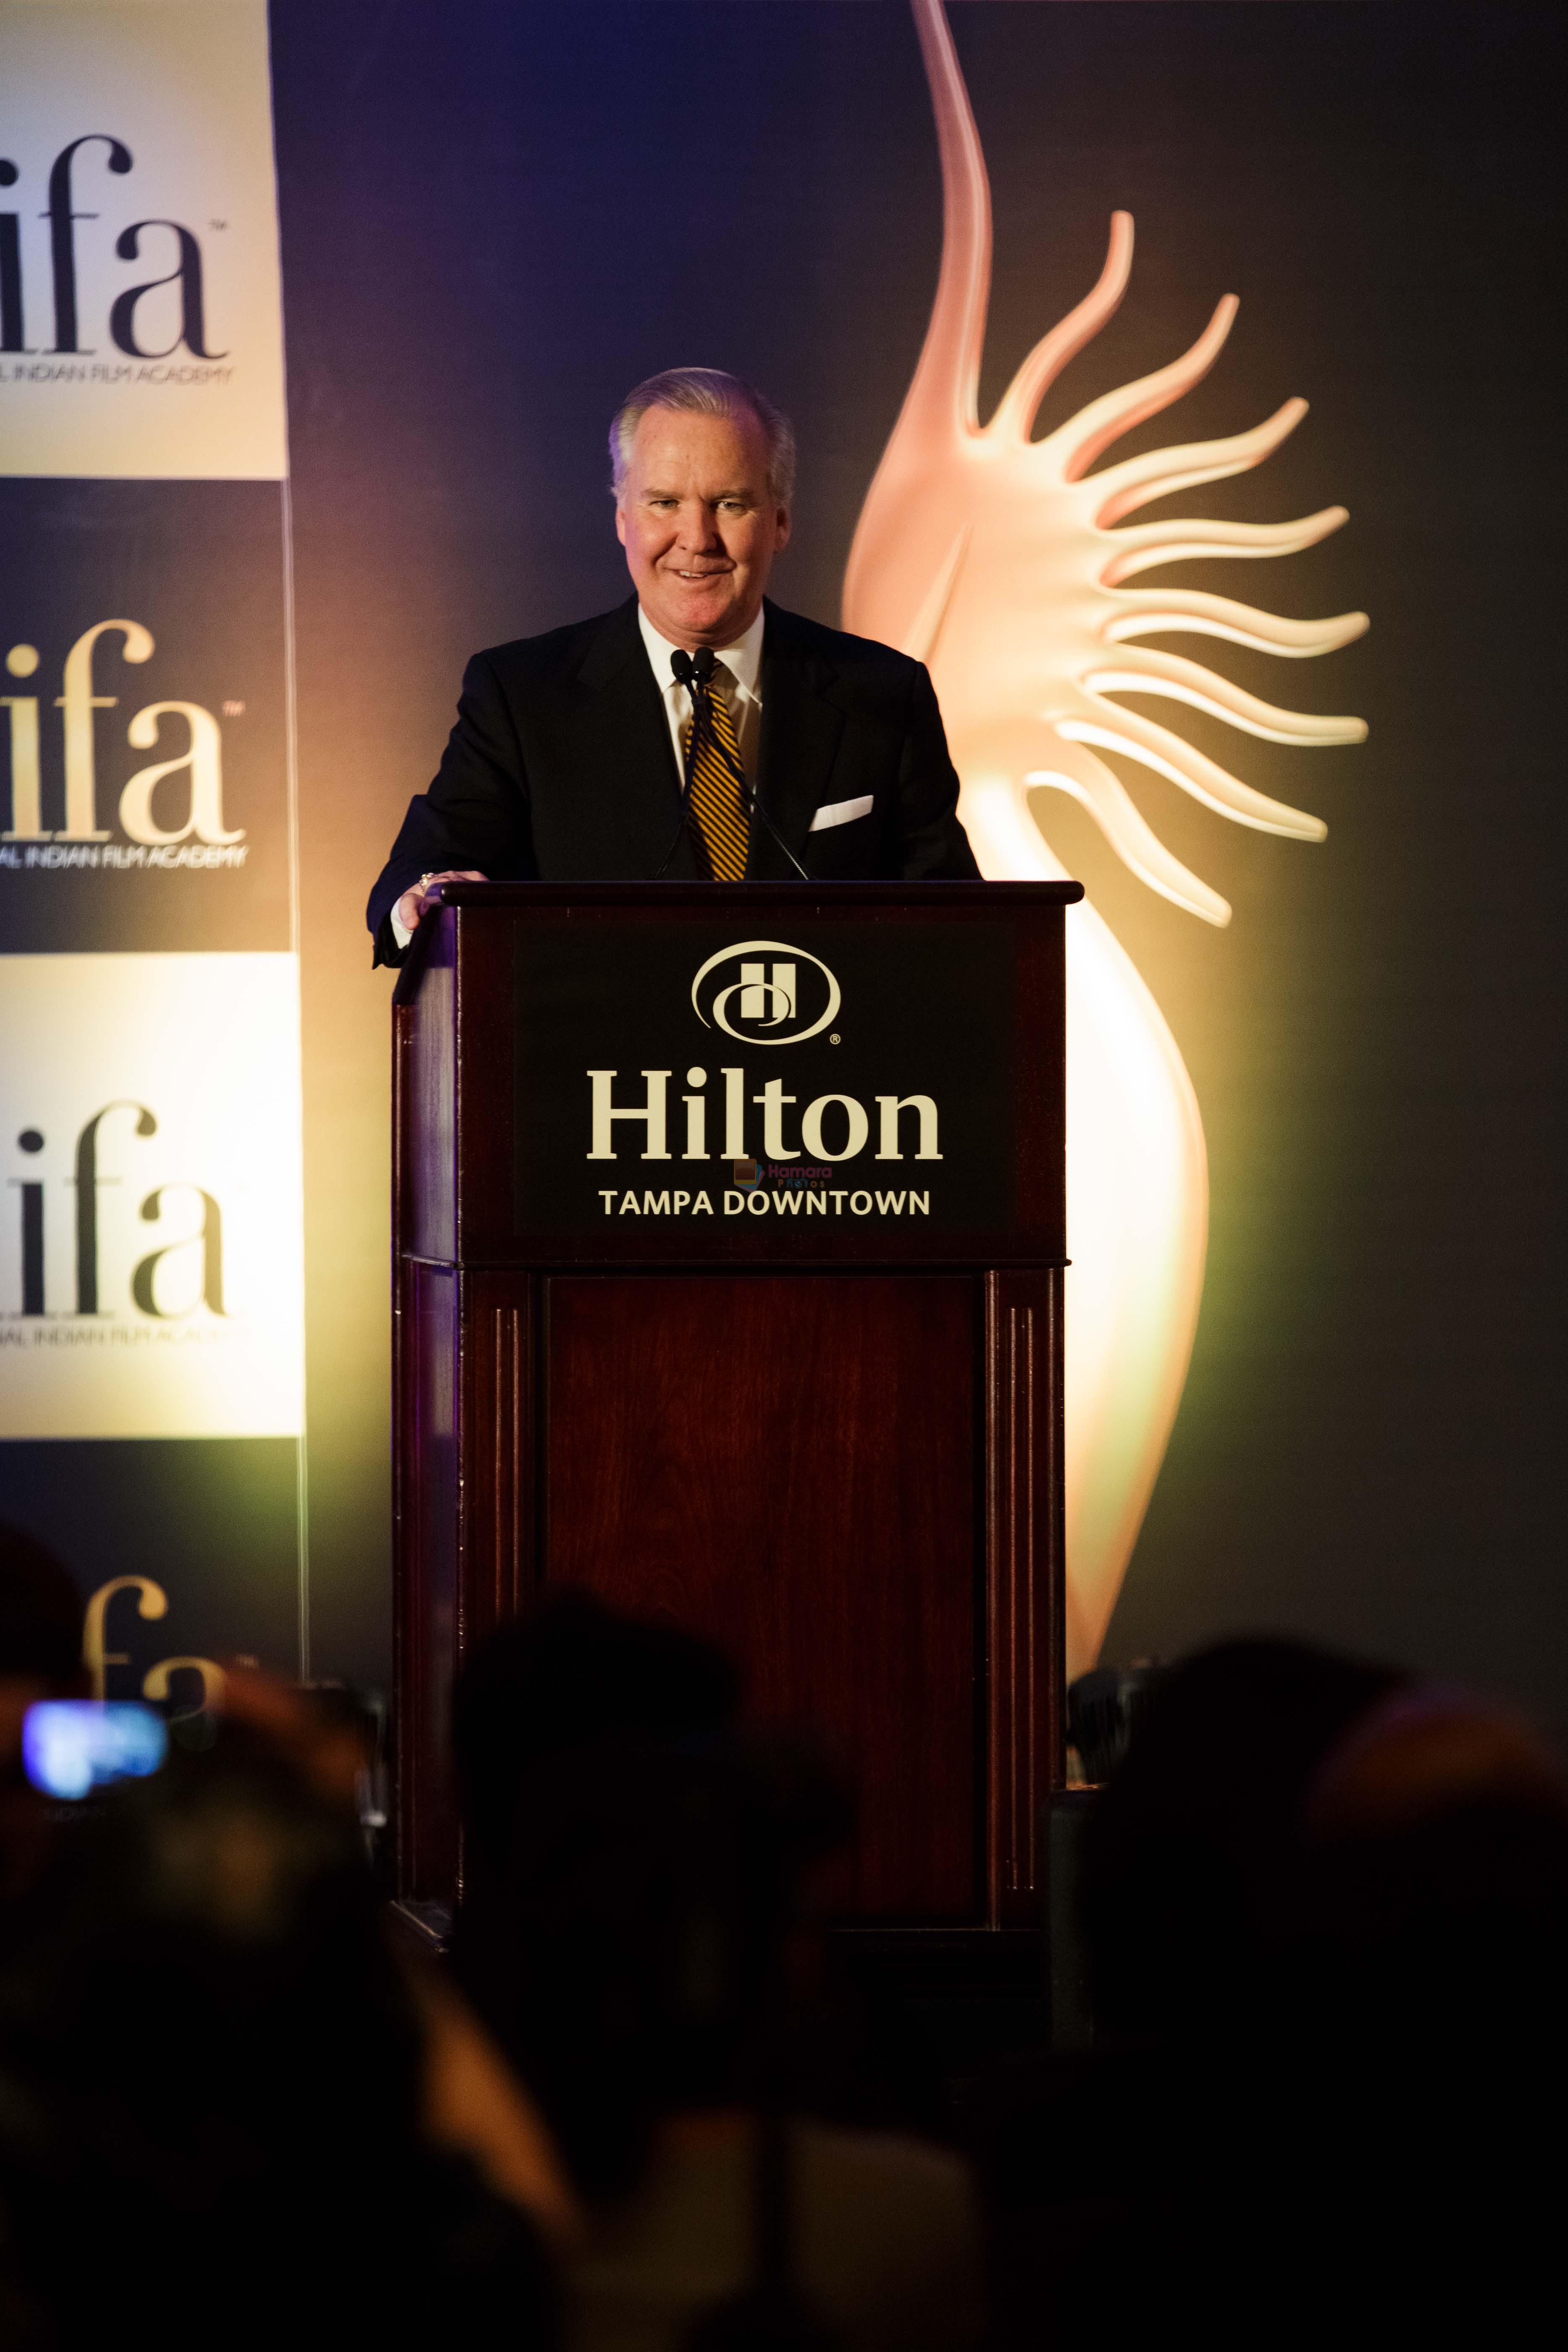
[365,596,978,963]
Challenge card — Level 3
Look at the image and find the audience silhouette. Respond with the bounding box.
[452,1592,982,2352]
[3,1542,1563,2349]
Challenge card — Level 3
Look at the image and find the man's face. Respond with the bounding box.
[616,404,790,649]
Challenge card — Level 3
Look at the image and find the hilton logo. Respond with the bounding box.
[691,940,841,1046]
[586,938,940,1175]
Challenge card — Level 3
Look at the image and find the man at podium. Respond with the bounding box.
[367,366,979,965]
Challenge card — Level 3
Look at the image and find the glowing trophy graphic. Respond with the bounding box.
[844,0,1367,1673]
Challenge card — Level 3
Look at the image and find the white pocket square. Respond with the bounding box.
[808,794,873,833]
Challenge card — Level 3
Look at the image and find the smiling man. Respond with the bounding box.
[367,367,978,963]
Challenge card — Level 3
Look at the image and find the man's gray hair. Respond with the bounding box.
[609,367,796,506]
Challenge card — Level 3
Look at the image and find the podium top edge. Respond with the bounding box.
[422,879,1085,908]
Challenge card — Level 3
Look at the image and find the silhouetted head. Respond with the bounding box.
[0,1526,87,1912]
[0,1724,412,2336]
[485,1729,850,2202]
[0,1710,559,2342]
[452,1587,741,1871]
[1295,1687,1568,2050]
[1079,1637,1405,2040]
[1248,1687,1568,2320]
[0,1524,83,1687]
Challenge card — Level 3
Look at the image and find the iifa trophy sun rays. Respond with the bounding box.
[844,0,1368,1674]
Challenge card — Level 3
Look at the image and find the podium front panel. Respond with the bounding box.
[392,883,1076,1934]
[401,883,1070,1270]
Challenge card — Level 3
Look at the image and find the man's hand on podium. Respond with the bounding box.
[395,868,488,934]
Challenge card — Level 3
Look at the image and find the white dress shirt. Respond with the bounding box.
[391,603,767,946]
[637,602,764,785]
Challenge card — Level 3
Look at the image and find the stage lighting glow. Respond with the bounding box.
[845,0,1368,1671]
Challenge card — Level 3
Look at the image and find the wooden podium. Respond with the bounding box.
[391,880,1081,1945]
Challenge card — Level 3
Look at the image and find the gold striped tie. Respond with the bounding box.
[682,667,750,881]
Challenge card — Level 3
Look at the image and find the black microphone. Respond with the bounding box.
[670,645,809,883]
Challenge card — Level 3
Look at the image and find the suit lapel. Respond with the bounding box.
[571,599,701,876]
[573,597,678,784]
[754,601,846,875]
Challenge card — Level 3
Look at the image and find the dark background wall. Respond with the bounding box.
[269,5,1565,1729]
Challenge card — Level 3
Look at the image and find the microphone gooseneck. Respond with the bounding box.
[741,778,809,883]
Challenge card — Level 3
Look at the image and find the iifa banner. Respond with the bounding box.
[1,480,292,947]
[1,0,304,1686]
[0,0,286,478]
[0,953,304,1437]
